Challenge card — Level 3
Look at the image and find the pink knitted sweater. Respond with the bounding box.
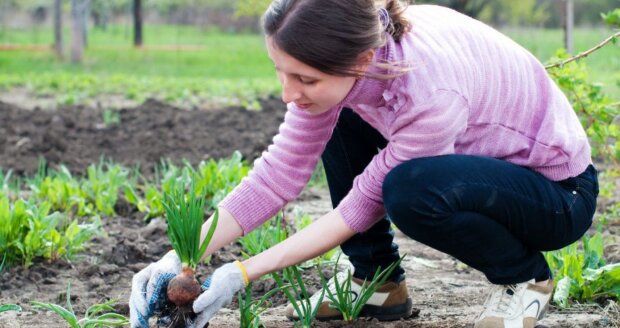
[220,5,592,234]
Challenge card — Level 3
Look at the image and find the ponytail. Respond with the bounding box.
[384,0,411,41]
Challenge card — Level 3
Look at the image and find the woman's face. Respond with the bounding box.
[266,36,357,115]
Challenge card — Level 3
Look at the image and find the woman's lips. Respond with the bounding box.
[295,103,312,109]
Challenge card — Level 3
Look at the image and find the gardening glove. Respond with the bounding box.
[129,251,181,328]
[189,261,249,328]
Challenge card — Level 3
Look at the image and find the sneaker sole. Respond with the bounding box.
[287,298,414,322]
[287,313,344,322]
[360,297,414,321]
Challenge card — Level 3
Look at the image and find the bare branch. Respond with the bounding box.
[545,31,620,70]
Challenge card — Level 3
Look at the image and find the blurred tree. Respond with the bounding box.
[573,0,620,25]
[413,0,490,18]
[134,0,143,46]
[478,0,550,26]
[563,0,574,54]
[235,0,271,17]
[420,0,618,27]
[91,0,111,30]
[70,0,89,63]
[434,0,489,18]
[54,0,63,59]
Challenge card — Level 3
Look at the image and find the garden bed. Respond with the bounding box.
[0,99,617,327]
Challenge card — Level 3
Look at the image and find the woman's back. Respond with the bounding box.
[396,5,590,178]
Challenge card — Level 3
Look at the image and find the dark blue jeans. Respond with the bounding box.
[322,108,599,285]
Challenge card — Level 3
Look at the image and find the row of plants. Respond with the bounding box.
[0,152,248,270]
[0,150,328,272]
[0,173,396,328]
[0,72,278,110]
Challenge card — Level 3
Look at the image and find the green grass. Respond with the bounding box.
[0,25,275,77]
[0,25,618,103]
[0,25,279,107]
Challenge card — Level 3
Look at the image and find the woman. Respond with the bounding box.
[129,1,598,327]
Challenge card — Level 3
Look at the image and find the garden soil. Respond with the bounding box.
[0,99,618,327]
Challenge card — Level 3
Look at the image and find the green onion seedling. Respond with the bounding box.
[161,182,218,327]
[320,254,405,322]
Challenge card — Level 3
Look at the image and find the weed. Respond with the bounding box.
[102,109,121,125]
[31,284,128,327]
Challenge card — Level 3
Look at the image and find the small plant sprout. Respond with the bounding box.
[102,109,121,126]
[162,181,218,327]
[273,265,324,328]
[320,254,405,322]
[31,283,128,327]
[0,304,21,314]
[238,282,283,328]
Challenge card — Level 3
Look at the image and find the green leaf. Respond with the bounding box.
[31,302,79,328]
[0,304,21,313]
[553,276,573,308]
[85,300,115,319]
[198,209,219,264]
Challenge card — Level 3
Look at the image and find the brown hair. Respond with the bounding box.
[262,0,411,78]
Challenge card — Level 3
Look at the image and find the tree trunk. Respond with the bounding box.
[82,0,90,48]
[54,0,63,59]
[133,0,143,47]
[71,0,85,63]
[564,0,574,54]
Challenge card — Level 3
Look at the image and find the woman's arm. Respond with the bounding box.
[241,208,356,281]
[201,207,244,258]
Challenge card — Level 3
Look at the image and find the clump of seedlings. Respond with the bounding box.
[238,282,283,328]
[273,265,324,328]
[320,254,405,322]
[31,283,128,327]
[159,182,218,328]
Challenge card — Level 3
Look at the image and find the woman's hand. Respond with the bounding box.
[129,251,181,328]
[128,208,243,327]
[190,208,355,325]
[189,261,248,328]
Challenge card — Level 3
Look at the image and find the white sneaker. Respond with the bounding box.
[474,279,553,328]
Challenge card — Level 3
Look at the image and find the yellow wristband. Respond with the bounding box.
[234,260,250,285]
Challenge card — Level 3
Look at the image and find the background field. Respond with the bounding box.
[0,25,619,108]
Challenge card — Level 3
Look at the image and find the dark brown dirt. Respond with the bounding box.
[0,99,617,328]
[0,97,285,175]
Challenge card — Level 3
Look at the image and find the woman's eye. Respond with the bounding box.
[298,77,317,85]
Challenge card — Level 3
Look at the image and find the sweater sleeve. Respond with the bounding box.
[337,89,469,232]
[219,103,340,235]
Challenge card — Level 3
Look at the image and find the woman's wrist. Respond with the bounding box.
[241,254,279,282]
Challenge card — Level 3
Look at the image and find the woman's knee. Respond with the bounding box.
[383,162,414,220]
[383,158,443,225]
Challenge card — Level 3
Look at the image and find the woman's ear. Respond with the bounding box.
[355,49,375,74]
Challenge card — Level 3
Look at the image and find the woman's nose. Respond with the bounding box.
[281,79,301,104]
